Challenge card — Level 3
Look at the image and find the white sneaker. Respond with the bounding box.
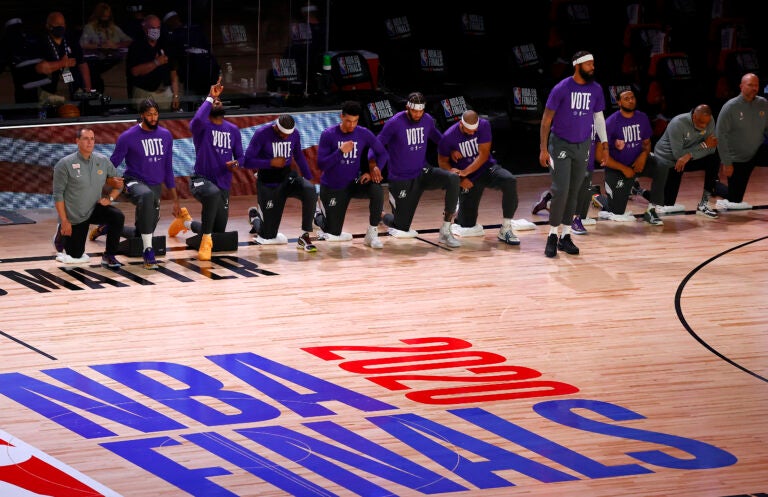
[599,211,635,222]
[597,210,612,220]
[58,253,90,264]
[657,204,685,215]
[450,223,484,237]
[497,227,520,245]
[438,226,461,247]
[364,226,383,249]
[255,233,288,244]
[716,199,752,210]
[324,232,353,242]
[388,227,418,238]
[613,212,637,222]
[510,219,536,231]
[696,203,718,219]
[580,217,596,226]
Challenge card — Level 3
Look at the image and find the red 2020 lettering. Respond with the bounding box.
[303,337,579,405]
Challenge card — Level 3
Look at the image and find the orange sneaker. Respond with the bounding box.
[168,207,192,237]
[89,224,107,241]
[198,234,212,261]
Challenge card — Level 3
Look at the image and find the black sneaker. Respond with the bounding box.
[248,206,262,234]
[696,203,718,219]
[630,180,641,196]
[532,191,552,215]
[643,206,664,225]
[557,234,580,255]
[314,210,326,231]
[101,253,122,268]
[297,232,317,252]
[544,233,558,258]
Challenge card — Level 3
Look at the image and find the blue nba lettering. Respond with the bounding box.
[140,138,165,157]
[406,127,425,146]
[211,130,232,149]
[570,92,592,110]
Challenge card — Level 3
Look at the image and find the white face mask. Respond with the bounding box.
[147,28,160,41]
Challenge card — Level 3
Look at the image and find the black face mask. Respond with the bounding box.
[50,26,66,38]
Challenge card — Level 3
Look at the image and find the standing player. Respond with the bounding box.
[315,100,389,248]
[377,91,461,247]
[539,50,608,258]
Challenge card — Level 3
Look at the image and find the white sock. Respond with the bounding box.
[502,218,512,229]
[442,221,451,231]
[561,225,571,237]
[549,226,559,236]
[141,234,152,251]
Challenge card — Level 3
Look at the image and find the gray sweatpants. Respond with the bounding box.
[548,134,589,227]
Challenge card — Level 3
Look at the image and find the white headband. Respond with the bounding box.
[162,11,178,22]
[275,119,295,135]
[406,102,425,111]
[461,117,478,130]
[572,54,594,66]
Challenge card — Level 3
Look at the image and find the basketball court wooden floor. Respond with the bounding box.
[0,169,766,497]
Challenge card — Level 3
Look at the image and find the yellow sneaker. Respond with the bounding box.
[198,234,212,261]
[88,224,107,241]
[168,207,192,237]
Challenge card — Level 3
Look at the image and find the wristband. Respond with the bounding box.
[108,196,114,202]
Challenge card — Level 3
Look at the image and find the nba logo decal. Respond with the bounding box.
[0,429,120,496]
